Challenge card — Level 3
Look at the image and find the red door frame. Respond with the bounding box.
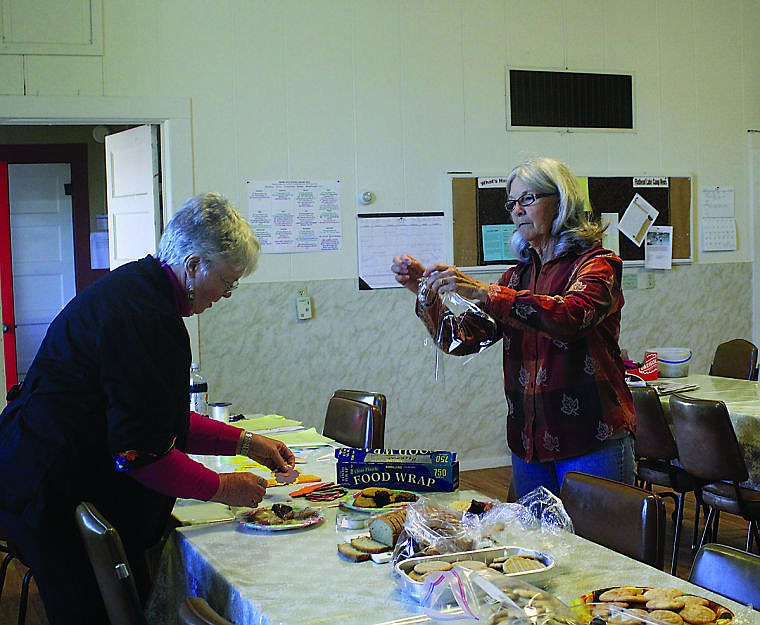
[0,144,105,393]
[0,161,18,388]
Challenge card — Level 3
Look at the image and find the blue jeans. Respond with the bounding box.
[511,433,635,499]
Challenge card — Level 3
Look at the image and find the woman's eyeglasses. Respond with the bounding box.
[505,192,558,213]
[217,273,239,294]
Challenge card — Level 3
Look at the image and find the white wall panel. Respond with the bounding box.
[24,56,102,96]
[0,54,23,94]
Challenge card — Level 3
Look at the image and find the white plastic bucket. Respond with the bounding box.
[647,347,692,378]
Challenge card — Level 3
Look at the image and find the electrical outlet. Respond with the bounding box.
[296,286,308,299]
[296,295,312,320]
[621,273,638,291]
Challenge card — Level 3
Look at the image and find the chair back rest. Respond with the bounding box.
[333,389,387,418]
[559,472,665,569]
[668,394,748,483]
[689,543,760,607]
[178,597,234,625]
[630,385,678,460]
[74,502,148,625]
[710,338,758,380]
[323,396,384,448]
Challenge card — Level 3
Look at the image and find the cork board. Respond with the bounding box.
[451,175,691,266]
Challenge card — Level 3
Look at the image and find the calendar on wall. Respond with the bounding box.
[701,217,737,251]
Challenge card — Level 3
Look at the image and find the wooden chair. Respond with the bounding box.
[669,394,760,553]
[323,395,384,448]
[178,597,234,625]
[689,543,760,607]
[74,501,148,625]
[709,338,758,380]
[630,385,703,574]
[559,471,666,569]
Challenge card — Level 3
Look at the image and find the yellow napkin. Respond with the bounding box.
[235,414,303,431]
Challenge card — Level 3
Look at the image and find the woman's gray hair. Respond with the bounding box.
[507,157,605,261]
[156,192,260,275]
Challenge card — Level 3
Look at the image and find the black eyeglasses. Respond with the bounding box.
[505,192,558,213]
[216,273,239,294]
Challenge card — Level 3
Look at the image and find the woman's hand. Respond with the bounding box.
[423,264,490,303]
[390,254,426,293]
[212,472,268,507]
[247,434,296,472]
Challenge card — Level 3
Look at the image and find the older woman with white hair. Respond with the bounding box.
[391,157,635,500]
[0,192,295,625]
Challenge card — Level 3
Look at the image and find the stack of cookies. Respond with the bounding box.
[589,586,732,625]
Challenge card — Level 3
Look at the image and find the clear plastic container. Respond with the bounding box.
[189,362,209,416]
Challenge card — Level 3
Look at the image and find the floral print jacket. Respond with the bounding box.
[417,243,635,463]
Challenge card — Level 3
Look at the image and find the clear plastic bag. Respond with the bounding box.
[420,564,581,624]
[418,279,499,381]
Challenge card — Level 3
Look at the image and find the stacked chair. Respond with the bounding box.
[630,385,703,574]
[669,394,760,553]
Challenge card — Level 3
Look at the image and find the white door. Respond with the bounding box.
[105,124,161,269]
[8,163,76,381]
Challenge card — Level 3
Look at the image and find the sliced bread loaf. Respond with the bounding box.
[337,543,371,562]
[369,509,407,547]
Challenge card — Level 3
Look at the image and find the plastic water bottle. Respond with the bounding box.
[189,362,209,416]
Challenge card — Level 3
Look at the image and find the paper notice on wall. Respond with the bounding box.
[90,232,109,269]
[618,193,659,247]
[700,186,734,218]
[701,217,737,251]
[245,179,342,253]
[645,225,673,269]
[600,212,620,255]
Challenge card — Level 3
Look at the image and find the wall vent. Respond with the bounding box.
[507,68,634,130]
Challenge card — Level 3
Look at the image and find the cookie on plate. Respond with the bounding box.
[646,597,686,611]
[680,604,717,625]
[648,610,684,625]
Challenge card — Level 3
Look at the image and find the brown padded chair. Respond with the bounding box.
[74,501,148,625]
[669,394,760,553]
[323,395,384,448]
[630,385,703,574]
[709,338,758,380]
[178,597,234,625]
[559,471,666,569]
[332,389,387,420]
[689,543,760,607]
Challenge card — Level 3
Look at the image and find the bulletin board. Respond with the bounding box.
[451,175,691,266]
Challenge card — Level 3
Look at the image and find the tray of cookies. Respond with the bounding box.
[341,487,419,512]
[394,545,555,601]
[571,586,734,625]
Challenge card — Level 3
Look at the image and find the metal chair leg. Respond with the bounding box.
[18,567,32,625]
[669,493,685,575]
[0,551,14,600]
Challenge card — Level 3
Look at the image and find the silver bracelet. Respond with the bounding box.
[238,430,254,457]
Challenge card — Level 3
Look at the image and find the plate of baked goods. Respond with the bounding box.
[571,586,733,625]
[395,546,555,601]
[340,487,419,512]
[237,503,324,531]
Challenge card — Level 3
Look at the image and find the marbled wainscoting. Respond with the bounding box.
[199,261,751,471]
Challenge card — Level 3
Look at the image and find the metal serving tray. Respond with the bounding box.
[394,545,555,601]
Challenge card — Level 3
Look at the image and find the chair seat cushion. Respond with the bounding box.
[636,459,695,492]
[702,482,760,517]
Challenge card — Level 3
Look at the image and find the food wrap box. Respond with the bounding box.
[335,449,459,492]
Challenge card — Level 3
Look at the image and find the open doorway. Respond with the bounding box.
[0,95,195,396]
[0,126,142,389]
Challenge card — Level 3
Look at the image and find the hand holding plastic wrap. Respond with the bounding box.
[418,279,499,356]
